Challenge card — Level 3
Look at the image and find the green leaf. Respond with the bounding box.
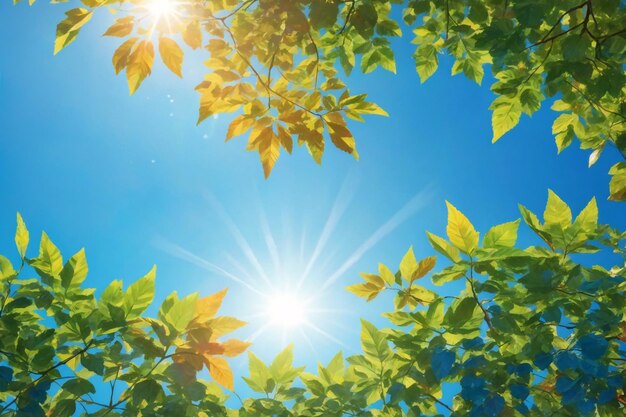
[561,36,591,62]
[269,344,304,385]
[123,265,156,318]
[431,264,467,285]
[243,351,272,393]
[360,319,390,360]
[572,197,598,233]
[15,212,29,259]
[544,189,572,228]
[29,232,63,278]
[60,248,88,289]
[162,292,198,332]
[490,97,521,143]
[483,220,520,248]
[49,400,76,417]
[426,232,461,262]
[61,378,95,397]
[608,162,626,201]
[414,44,438,83]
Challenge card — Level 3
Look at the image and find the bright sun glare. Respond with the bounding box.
[146,0,177,18]
[265,293,308,329]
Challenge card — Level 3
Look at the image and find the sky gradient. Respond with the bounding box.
[1,2,625,392]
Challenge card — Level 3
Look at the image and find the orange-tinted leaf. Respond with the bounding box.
[195,288,228,322]
[277,125,293,154]
[221,339,251,357]
[207,356,234,390]
[412,256,436,281]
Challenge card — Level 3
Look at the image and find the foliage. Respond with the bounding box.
[12,0,626,195]
[3,192,626,415]
[0,214,248,416]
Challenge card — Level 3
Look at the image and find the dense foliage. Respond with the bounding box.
[2,192,626,416]
[15,0,626,197]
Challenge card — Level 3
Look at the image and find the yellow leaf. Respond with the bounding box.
[54,8,93,55]
[207,356,234,390]
[327,122,357,157]
[112,37,138,75]
[103,16,134,37]
[446,201,479,254]
[209,316,246,338]
[221,339,251,357]
[276,124,293,154]
[159,37,184,77]
[399,246,417,280]
[183,21,202,50]
[258,127,280,178]
[346,282,384,301]
[195,288,228,322]
[226,115,254,141]
[299,126,324,164]
[126,40,154,95]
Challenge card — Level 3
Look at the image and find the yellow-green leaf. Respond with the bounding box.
[54,8,93,55]
[124,266,156,318]
[491,98,521,143]
[15,212,29,259]
[426,232,461,263]
[483,220,520,248]
[399,246,417,281]
[445,201,479,254]
[60,248,88,289]
[29,232,63,277]
[543,189,571,228]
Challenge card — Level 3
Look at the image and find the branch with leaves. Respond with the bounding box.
[12,0,623,196]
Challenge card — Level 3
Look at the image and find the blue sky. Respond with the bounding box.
[1,2,625,395]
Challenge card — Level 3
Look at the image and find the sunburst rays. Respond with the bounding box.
[154,178,433,358]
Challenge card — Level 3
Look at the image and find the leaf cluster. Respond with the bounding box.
[3,191,626,416]
[15,0,626,194]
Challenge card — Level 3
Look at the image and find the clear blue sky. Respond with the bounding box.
[1,2,625,393]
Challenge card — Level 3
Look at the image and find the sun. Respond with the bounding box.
[145,0,177,18]
[265,292,308,329]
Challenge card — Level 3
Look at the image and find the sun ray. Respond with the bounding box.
[153,238,264,295]
[297,173,359,289]
[247,321,273,343]
[259,206,281,277]
[316,187,434,293]
[299,328,320,359]
[303,321,353,352]
[204,192,273,287]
